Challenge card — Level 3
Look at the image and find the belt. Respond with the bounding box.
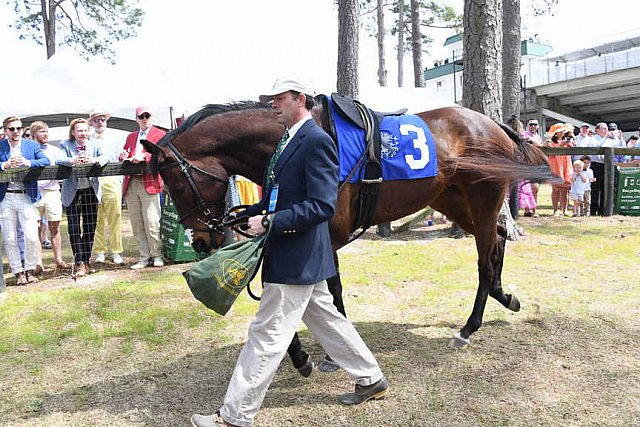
[5,190,26,194]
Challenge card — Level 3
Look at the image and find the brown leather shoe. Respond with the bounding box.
[56,261,72,270]
[338,377,389,405]
[15,272,28,286]
[75,262,87,277]
[26,270,39,283]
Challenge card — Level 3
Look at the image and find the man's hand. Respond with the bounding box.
[247,215,268,236]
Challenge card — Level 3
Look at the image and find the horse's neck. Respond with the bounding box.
[226,139,275,185]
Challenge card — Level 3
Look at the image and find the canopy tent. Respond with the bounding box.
[1,48,185,131]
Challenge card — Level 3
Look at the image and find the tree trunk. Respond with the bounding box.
[377,0,387,87]
[43,0,56,59]
[397,0,404,87]
[337,0,359,98]
[462,0,503,121]
[502,0,521,122]
[410,0,424,87]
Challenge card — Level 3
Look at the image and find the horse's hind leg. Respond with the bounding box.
[490,224,521,312]
[433,189,508,347]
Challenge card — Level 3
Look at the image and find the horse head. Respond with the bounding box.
[142,137,230,253]
[141,102,283,253]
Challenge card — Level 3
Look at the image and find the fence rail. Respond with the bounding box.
[2,146,640,216]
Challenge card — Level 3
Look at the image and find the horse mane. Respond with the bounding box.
[158,101,269,147]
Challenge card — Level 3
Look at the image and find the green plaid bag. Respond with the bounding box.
[182,231,268,316]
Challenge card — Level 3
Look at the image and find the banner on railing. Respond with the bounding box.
[615,167,640,216]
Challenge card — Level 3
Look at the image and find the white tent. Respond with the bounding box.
[1,48,186,131]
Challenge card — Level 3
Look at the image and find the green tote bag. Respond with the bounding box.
[182,231,268,316]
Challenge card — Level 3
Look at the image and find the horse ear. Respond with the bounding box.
[141,139,161,156]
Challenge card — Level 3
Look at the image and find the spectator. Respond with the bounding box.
[589,123,610,216]
[29,121,72,272]
[607,123,626,163]
[0,116,51,285]
[58,118,109,277]
[545,123,573,217]
[521,119,543,217]
[626,135,639,164]
[569,159,588,217]
[120,106,166,269]
[522,119,543,146]
[580,155,595,216]
[88,109,124,265]
[575,123,594,161]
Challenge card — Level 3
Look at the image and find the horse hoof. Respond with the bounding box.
[318,358,341,373]
[449,333,470,348]
[507,294,521,312]
[296,355,314,377]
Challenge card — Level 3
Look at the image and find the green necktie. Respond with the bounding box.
[264,129,289,188]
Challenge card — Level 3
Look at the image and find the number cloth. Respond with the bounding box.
[327,97,438,183]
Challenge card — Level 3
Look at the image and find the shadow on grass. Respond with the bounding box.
[16,311,640,426]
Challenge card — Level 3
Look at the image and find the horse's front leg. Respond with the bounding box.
[287,333,313,377]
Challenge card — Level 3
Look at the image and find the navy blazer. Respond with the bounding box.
[245,118,339,285]
[0,138,51,203]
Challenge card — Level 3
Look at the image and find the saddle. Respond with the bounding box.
[317,93,407,234]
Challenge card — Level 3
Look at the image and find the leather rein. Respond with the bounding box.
[157,140,229,238]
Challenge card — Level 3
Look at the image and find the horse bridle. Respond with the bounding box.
[157,140,229,238]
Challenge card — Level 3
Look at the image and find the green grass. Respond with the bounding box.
[0,272,227,358]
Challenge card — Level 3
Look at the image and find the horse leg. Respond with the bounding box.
[431,188,506,348]
[489,224,521,312]
[287,253,345,375]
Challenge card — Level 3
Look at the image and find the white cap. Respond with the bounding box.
[259,76,315,104]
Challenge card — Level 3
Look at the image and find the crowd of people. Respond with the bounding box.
[0,106,166,287]
[519,119,640,218]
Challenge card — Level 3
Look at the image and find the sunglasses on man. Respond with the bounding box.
[137,113,151,120]
[6,127,23,132]
[528,123,538,126]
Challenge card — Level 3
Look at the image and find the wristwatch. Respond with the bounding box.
[261,214,271,229]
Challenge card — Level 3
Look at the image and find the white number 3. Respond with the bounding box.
[401,124,430,170]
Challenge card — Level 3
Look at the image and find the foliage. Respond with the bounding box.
[360,0,461,54]
[7,0,144,63]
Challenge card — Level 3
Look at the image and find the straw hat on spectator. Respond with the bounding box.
[545,122,573,139]
[88,108,111,121]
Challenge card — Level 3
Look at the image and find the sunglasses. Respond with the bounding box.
[137,113,151,120]
[92,117,107,123]
[528,123,538,126]
[6,127,23,132]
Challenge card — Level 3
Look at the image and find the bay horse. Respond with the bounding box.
[141,100,556,374]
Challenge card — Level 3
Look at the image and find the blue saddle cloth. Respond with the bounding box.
[328,98,438,183]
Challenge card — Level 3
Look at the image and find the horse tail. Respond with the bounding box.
[497,122,539,165]
[444,122,559,184]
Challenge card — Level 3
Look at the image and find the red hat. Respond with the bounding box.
[135,105,152,117]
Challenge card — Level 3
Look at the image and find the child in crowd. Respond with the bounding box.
[580,156,595,216]
[569,159,588,217]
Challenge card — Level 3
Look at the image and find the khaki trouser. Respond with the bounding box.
[93,176,123,254]
[220,280,384,427]
[124,177,162,259]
